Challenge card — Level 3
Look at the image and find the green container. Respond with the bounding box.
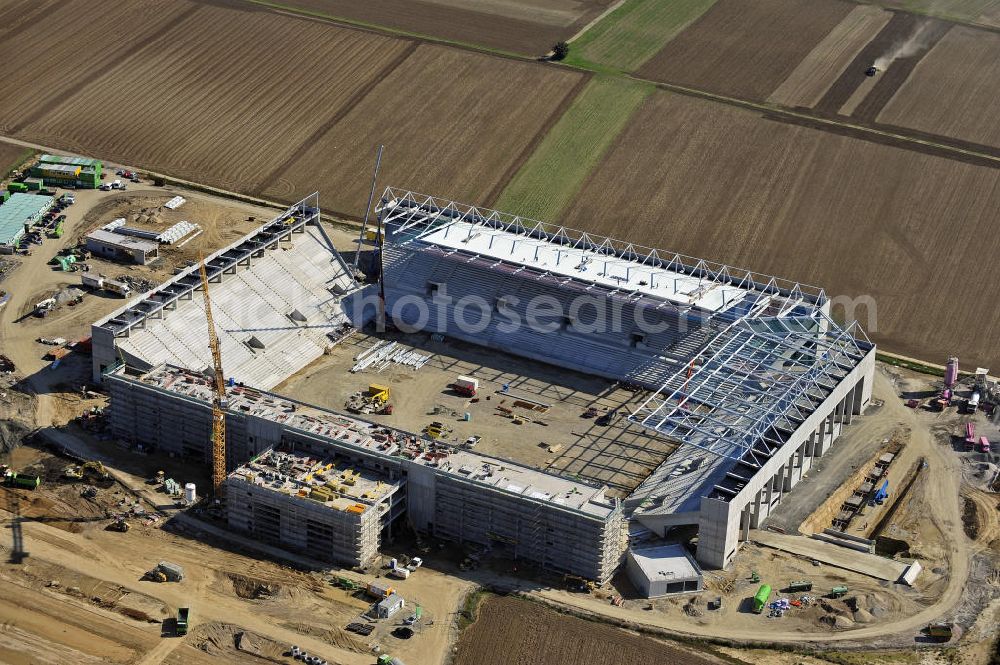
[752,584,772,613]
[0,190,9,202]
[6,473,40,489]
[8,182,27,193]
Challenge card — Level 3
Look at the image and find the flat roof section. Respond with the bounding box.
[86,228,160,253]
[229,447,401,515]
[629,543,701,582]
[126,364,618,519]
[39,153,101,167]
[379,187,828,317]
[0,193,53,244]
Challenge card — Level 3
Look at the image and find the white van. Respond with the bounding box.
[111,179,123,189]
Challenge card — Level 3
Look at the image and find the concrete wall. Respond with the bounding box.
[695,347,877,568]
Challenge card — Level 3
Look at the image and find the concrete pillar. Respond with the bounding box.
[740,503,751,541]
[783,458,794,491]
[851,375,866,415]
[843,388,854,425]
[750,489,763,528]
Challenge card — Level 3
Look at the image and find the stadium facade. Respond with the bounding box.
[95,189,875,578]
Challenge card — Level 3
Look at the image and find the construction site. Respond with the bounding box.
[0,163,996,664]
[86,187,882,582]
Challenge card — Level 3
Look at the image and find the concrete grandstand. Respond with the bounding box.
[91,194,360,389]
[95,188,876,580]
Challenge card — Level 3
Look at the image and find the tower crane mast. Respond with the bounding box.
[198,255,227,495]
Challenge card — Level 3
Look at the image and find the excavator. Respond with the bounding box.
[107,517,130,532]
[64,460,110,482]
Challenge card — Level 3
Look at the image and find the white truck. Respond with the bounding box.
[81,275,131,297]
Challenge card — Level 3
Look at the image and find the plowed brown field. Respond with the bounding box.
[20,2,411,194]
[561,91,1000,370]
[453,596,718,665]
[262,44,584,215]
[878,26,1000,149]
[768,5,892,109]
[636,0,852,100]
[0,1,197,135]
[278,0,611,55]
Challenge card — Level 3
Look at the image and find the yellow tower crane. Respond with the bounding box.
[198,254,228,496]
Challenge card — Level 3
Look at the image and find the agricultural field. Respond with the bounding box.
[257,0,611,55]
[877,26,1000,149]
[452,595,718,665]
[18,2,412,194]
[493,76,651,221]
[811,13,953,121]
[767,5,892,109]
[261,44,584,215]
[0,139,32,177]
[563,0,717,71]
[879,0,1000,27]
[0,1,197,135]
[559,90,1000,370]
[636,0,854,100]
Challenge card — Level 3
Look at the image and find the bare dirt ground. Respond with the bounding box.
[275,330,672,497]
[877,26,1000,149]
[635,0,853,99]
[0,441,470,665]
[0,1,585,217]
[452,595,724,665]
[560,89,1000,371]
[276,0,612,54]
[503,367,989,656]
[814,12,947,118]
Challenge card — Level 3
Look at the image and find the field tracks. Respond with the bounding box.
[768,5,892,108]
[255,41,420,194]
[9,4,203,133]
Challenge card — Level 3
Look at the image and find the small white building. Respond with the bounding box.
[85,228,159,265]
[626,544,703,598]
[376,593,404,619]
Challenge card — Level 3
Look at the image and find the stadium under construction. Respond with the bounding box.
[94,189,876,582]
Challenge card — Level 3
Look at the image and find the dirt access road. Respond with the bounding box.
[530,370,974,645]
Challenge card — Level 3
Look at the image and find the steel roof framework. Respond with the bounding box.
[630,314,872,466]
[376,188,874,467]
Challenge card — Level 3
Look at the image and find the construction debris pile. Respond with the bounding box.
[116,274,156,293]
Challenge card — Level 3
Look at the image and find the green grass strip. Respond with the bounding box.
[494,77,652,221]
[565,0,718,72]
